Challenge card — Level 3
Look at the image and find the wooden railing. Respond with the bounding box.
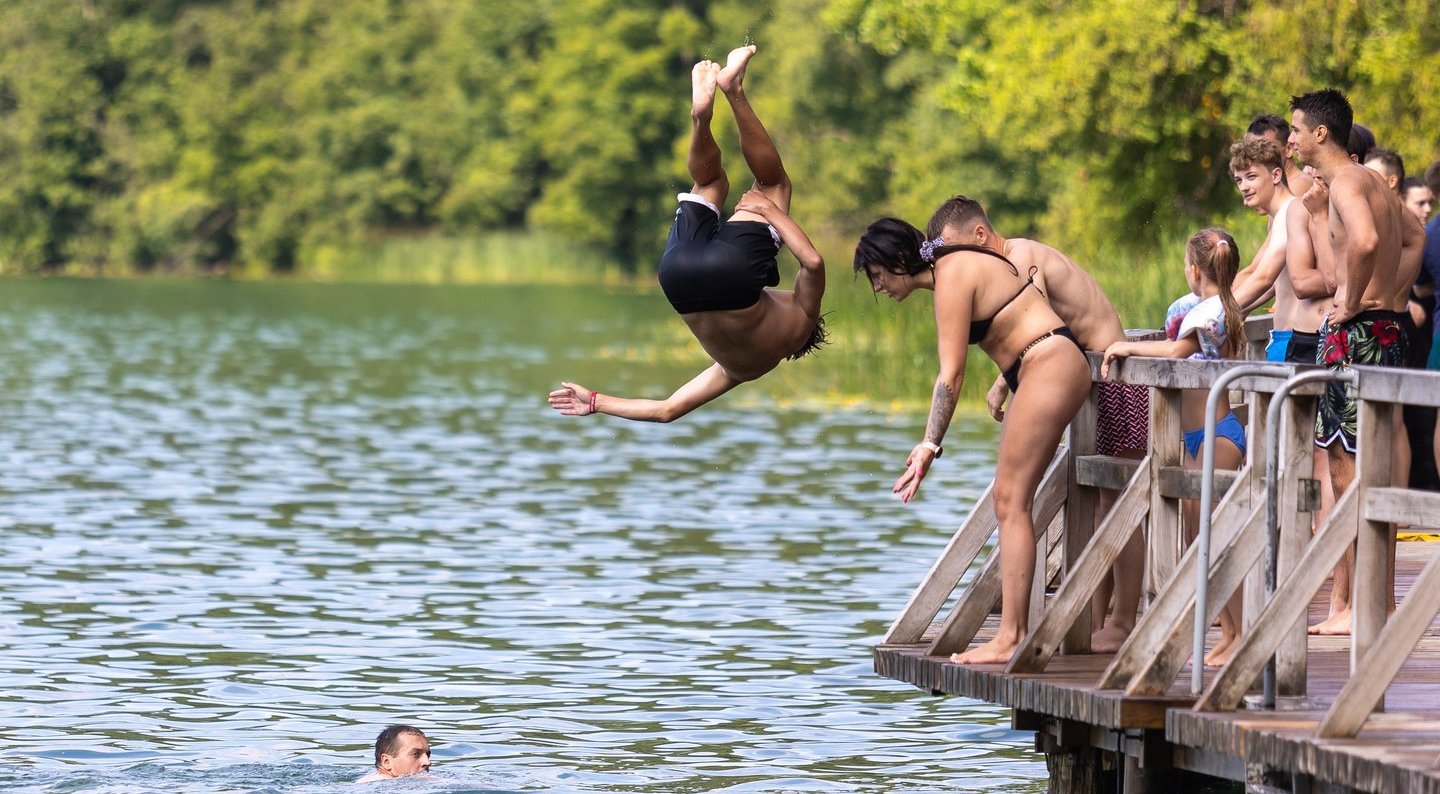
[884,313,1440,738]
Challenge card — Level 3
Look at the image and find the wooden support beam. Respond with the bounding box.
[1242,392,1271,636]
[1363,487,1440,528]
[883,480,1000,645]
[925,459,1068,656]
[1317,549,1440,737]
[1064,387,1100,654]
[1157,466,1240,502]
[1148,389,1184,600]
[1096,357,1321,394]
[1124,501,1265,697]
[1354,365,1440,409]
[1351,399,1393,680]
[1274,393,1317,697]
[1013,709,1045,732]
[885,451,1065,645]
[1195,486,1359,712]
[1097,465,1255,692]
[1075,455,1142,491]
[1005,461,1151,674]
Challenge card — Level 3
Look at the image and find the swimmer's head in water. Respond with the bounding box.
[374,725,431,778]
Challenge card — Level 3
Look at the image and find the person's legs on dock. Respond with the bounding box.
[951,340,1089,665]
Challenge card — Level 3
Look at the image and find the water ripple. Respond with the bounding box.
[0,280,1040,792]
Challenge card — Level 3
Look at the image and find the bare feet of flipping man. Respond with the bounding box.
[716,44,756,95]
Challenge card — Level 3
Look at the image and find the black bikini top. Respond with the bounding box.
[927,243,1042,344]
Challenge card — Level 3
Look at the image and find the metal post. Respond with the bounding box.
[1259,368,1356,706]
[1192,365,1292,695]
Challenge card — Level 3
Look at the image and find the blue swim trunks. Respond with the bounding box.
[1265,329,1292,363]
[1183,412,1247,460]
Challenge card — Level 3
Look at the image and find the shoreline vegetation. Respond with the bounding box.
[5,221,1268,412]
[0,1,1414,412]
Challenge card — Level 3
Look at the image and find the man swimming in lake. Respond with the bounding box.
[357,725,431,783]
[549,45,826,423]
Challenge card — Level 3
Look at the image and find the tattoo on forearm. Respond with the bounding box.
[925,382,957,444]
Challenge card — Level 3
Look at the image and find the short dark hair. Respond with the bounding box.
[1403,176,1430,194]
[1289,89,1353,151]
[1365,146,1405,184]
[1246,113,1288,141]
[925,195,991,241]
[374,725,425,768]
[1426,160,1440,196]
[853,216,927,277]
[1348,123,1375,163]
[789,313,830,360]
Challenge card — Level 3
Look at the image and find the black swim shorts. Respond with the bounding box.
[658,194,781,314]
[1284,330,1321,365]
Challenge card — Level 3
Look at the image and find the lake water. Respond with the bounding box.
[0,279,1042,793]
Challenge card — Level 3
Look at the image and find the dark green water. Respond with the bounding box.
[0,279,1040,792]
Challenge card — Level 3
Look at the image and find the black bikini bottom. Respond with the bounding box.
[1002,326,1083,393]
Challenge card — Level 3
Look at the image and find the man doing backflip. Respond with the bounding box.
[549,46,826,422]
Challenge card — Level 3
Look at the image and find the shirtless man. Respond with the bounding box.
[1247,114,1314,198]
[1364,148,1404,193]
[1228,137,1305,360]
[945,201,1146,653]
[1291,89,1419,635]
[358,725,432,783]
[549,46,825,423]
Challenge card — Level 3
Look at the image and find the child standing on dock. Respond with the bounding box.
[1101,228,1248,666]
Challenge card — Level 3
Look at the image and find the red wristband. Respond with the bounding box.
[589,391,598,414]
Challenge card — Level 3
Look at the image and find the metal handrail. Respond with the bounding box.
[1192,364,1294,694]
[1259,368,1357,706]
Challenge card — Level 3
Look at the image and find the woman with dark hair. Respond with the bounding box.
[854,200,1091,665]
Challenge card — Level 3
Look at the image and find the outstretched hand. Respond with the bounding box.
[548,381,595,417]
[893,443,937,503]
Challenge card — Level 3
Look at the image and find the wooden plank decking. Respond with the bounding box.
[876,541,1440,789]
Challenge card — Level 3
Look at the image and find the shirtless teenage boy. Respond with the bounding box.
[1247,114,1314,198]
[549,46,826,423]
[1228,137,1304,360]
[942,201,1146,652]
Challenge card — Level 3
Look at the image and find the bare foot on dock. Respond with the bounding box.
[1090,626,1131,654]
[949,637,1020,665]
[1203,635,1235,668]
[692,60,719,118]
[716,45,756,95]
[1327,588,1348,620]
[1308,608,1351,636]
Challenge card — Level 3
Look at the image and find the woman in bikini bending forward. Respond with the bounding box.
[854,196,1092,665]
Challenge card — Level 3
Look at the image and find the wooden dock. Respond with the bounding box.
[875,320,1440,793]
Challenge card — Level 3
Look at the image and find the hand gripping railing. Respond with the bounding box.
[1258,367,1356,707]
[1192,364,1293,695]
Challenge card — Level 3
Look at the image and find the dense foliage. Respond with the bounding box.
[1,0,1437,274]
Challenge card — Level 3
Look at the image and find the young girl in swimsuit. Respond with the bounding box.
[854,204,1091,666]
[1101,227,1247,666]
